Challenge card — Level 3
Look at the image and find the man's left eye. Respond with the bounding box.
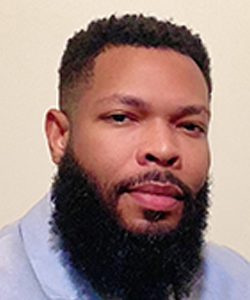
[111,114,129,123]
[180,123,206,136]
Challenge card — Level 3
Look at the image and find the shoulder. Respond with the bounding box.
[204,242,250,278]
[0,222,25,278]
[202,242,250,299]
[0,199,50,300]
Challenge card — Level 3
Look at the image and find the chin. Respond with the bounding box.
[118,211,183,236]
[115,194,184,236]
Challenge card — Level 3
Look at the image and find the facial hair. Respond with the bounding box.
[51,150,209,300]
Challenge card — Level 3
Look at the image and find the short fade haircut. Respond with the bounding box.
[59,14,211,118]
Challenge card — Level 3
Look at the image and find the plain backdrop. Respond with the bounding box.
[1,0,250,261]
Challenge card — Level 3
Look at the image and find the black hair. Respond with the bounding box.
[59,14,211,116]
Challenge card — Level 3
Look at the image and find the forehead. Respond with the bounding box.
[76,46,209,114]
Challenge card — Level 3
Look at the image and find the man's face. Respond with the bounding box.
[70,46,210,235]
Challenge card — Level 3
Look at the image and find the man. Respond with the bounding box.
[0,14,250,300]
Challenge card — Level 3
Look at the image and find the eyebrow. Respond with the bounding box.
[98,94,210,118]
[171,105,211,121]
[98,94,151,111]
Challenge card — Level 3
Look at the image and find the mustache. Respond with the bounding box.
[111,170,193,202]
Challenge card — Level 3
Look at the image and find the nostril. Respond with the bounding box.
[145,153,178,167]
[167,156,178,166]
[145,154,158,162]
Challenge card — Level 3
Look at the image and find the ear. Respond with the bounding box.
[45,109,70,164]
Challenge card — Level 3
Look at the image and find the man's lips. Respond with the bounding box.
[127,183,184,212]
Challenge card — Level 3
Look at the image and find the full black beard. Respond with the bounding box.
[51,151,209,300]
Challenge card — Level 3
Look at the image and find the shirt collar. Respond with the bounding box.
[19,193,82,299]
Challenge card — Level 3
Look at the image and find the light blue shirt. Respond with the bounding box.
[0,193,250,299]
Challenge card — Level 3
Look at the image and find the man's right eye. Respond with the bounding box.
[103,113,135,125]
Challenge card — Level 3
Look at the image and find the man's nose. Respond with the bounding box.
[136,121,181,169]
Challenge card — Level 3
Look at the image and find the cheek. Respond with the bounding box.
[184,143,210,192]
[72,131,135,186]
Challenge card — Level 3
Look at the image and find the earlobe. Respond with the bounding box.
[45,109,70,164]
